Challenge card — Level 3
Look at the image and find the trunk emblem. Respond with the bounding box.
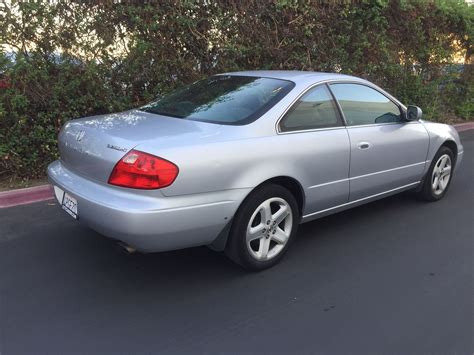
[75,129,85,142]
[107,144,128,152]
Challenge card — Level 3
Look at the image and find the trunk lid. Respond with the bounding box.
[58,110,223,183]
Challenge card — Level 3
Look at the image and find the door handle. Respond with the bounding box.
[357,142,371,150]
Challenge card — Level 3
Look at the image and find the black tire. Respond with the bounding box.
[225,184,300,271]
[418,146,455,202]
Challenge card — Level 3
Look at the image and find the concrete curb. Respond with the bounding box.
[453,122,474,132]
[0,184,53,208]
[0,122,473,209]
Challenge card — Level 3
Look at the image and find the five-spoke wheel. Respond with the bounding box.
[418,146,455,201]
[431,154,452,196]
[225,184,299,271]
[246,197,293,261]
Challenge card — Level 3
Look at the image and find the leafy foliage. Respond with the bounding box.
[0,0,472,179]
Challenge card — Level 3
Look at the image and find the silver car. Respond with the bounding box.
[48,71,464,270]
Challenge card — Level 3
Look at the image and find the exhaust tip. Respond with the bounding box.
[118,242,137,254]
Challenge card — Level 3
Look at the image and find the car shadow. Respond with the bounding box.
[70,189,420,285]
[0,189,420,286]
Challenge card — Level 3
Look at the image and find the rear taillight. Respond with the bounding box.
[108,150,179,189]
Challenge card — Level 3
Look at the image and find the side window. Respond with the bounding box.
[329,83,402,126]
[279,85,342,132]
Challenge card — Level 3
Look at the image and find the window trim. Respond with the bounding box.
[278,84,344,133]
[276,79,409,135]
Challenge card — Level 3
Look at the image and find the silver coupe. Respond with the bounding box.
[48,71,464,270]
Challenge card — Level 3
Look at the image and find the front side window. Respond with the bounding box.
[140,75,295,125]
[329,83,402,126]
[279,85,342,132]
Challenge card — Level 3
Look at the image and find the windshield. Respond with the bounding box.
[140,75,295,125]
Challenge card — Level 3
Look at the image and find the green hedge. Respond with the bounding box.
[0,0,472,179]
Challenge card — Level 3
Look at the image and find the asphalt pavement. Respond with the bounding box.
[1,130,473,354]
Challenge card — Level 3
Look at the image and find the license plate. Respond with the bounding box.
[62,192,78,219]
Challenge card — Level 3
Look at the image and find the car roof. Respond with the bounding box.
[219,70,360,83]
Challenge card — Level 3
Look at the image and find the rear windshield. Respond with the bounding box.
[140,75,295,125]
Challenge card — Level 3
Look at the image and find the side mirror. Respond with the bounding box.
[406,105,422,121]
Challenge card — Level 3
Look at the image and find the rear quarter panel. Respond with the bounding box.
[138,128,351,215]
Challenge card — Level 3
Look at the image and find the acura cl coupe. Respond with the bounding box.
[48,71,463,270]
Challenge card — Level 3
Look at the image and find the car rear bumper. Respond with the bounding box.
[47,160,249,252]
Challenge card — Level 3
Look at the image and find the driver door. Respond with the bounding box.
[329,83,430,201]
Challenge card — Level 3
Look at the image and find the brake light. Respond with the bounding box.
[108,150,179,189]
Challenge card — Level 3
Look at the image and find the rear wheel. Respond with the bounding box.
[225,184,299,271]
[418,146,454,201]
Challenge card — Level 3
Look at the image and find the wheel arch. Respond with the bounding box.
[209,175,306,252]
[441,139,458,166]
[253,176,306,217]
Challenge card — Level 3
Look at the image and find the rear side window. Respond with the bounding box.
[279,85,343,132]
[329,83,402,126]
[140,75,295,125]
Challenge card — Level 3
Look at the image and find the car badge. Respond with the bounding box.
[75,129,85,142]
[107,144,128,152]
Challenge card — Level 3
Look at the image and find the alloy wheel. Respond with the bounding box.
[431,154,452,195]
[246,197,293,261]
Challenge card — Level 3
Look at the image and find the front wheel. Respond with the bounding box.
[418,146,454,201]
[225,184,299,271]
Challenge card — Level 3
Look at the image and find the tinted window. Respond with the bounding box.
[140,75,294,125]
[330,83,402,126]
[279,85,342,132]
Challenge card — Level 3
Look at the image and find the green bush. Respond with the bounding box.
[0,0,472,179]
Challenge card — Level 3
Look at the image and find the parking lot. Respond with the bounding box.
[0,130,472,354]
